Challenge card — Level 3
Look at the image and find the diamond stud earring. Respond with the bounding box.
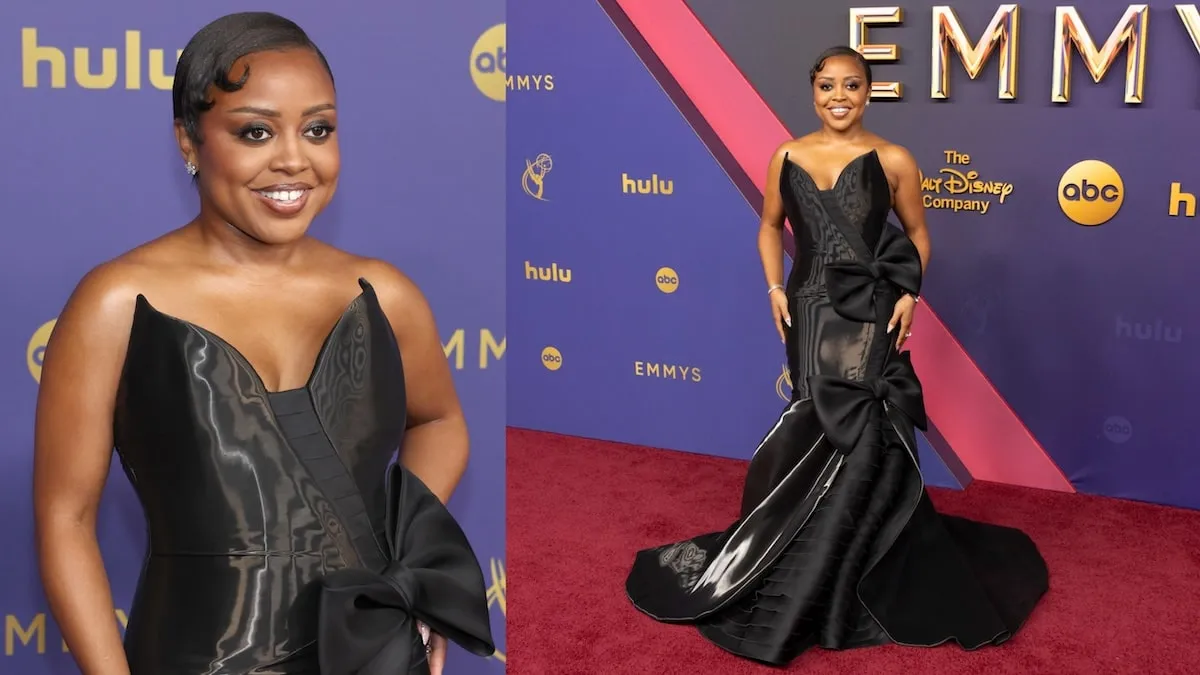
[186,161,198,176]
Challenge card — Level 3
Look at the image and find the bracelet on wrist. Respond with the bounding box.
[768,284,784,295]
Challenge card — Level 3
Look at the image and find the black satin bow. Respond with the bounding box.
[824,225,922,322]
[316,464,496,674]
[808,351,928,456]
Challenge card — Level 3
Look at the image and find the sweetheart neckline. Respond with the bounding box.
[134,278,374,396]
[784,148,878,193]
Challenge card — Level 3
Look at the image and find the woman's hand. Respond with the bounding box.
[770,288,791,344]
[888,294,917,350]
[427,631,448,675]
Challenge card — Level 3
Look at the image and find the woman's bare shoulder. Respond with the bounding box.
[65,237,183,319]
[873,137,918,167]
[776,135,820,159]
[310,245,416,295]
[48,257,161,363]
[56,229,214,343]
[311,247,431,323]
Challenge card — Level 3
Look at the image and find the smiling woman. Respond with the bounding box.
[172,18,340,243]
[31,11,495,675]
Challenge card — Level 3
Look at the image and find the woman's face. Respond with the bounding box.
[179,48,339,246]
[811,55,869,132]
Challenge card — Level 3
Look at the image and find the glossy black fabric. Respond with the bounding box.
[113,278,494,674]
[625,151,1048,665]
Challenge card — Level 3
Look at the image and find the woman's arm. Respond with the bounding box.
[759,143,794,341]
[883,144,932,274]
[879,144,931,347]
[757,143,792,289]
[371,262,470,504]
[33,264,137,675]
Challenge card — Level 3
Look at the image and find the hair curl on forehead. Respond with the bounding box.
[172,11,334,144]
[809,46,872,87]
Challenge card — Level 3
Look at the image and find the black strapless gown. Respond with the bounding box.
[625,151,1049,664]
[113,278,495,674]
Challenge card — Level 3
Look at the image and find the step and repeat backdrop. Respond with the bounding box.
[1,2,505,671]
[508,0,1197,509]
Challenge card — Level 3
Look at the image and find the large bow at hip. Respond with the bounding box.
[317,464,495,675]
[824,225,923,322]
[808,351,928,456]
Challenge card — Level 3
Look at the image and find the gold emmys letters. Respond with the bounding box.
[847,5,1191,103]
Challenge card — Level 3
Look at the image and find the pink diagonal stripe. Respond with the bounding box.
[611,0,1073,492]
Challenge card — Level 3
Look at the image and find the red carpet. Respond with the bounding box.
[506,427,1200,674]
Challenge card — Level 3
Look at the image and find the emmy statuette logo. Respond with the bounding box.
[776,364,792,401]
[522,154,552,201]
[485,558,506,663]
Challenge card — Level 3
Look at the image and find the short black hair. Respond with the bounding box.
[809,46,872,87]
[173,12,334,143]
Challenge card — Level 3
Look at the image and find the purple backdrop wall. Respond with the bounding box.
[507,0,1198,510]
[1,2,506,671]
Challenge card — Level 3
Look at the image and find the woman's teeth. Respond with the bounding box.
[259,190,305,203]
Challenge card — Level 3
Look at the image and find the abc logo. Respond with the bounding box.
[655,267,679,294]
[470,23,506,102]
[1102,415,1132,444]
[540,346,562,371]
[27,319,57,383]
[1058,160,1124,226]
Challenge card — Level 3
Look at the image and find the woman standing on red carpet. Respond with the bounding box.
[624,46,1049,666]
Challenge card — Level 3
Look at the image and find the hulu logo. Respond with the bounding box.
[524,261,571,283]
[22,28,182,90]
[621,173,674,195]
